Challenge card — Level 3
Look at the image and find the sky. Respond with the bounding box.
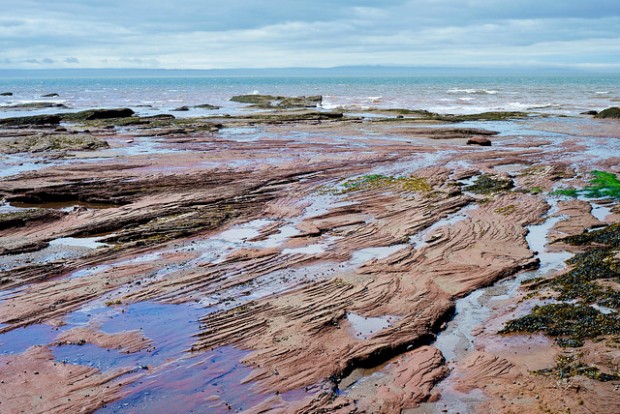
[1,0,619,70]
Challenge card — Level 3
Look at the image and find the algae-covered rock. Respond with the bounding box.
[464,174,513,194]
[0,114,61,127]
[2,102,68,110]
[61,108,135,121]
[230,94,282,105]
[436,111,529,122]
[0,209,65,231]
[0,133,109,154]
[194,104,221,110]
[594,107,620,119]
[230,94,322,109]
[278,96,322,108]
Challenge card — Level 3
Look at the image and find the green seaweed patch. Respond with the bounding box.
[584,171,620,199]
[433,111,529,122]
[561,222,620,248]
[551,188,579,198]
[495,204,516,216]
[464,174,514,195]
[500,303,620,346]
[504,222,620,348]
[536,355,620,381]
[341,174,432,194]
[551,171,620,200]
[548,226,620,309]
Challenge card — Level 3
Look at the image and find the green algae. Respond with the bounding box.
[433,111,529,122]
[369,110,529,123]
[464,174,514,195]
[500,303,620,344]
[502,223,620,347]
[495,204,516,216]
[551,171,620,200]
[536,355,620,382]
[341,174,432,194]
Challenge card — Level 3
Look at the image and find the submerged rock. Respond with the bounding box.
[230,94,282,105]
[467,136,492,146]
[2,102,68,110]
[278,96,322,108]
[172,106,190,111]
[194,104,220,110]
[41,93,60,98]
[61,108,135,121]
[0,92,13,96]
[230,94,322,109]
[580,110,598,115]
[594,107,620,119]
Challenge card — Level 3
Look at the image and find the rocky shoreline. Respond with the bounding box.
[0,99,619,413]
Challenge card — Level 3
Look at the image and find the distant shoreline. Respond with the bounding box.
[1,66,619,79]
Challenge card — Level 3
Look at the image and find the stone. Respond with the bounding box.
[467,136,492,146]
[61,108,135,121]
[580,110,598,115]
[594,107,620,119]
[172,106,190,111]
[0,114,61,127]
[194,104,220,110]
[0,92,13,96]
[41,93,60,98]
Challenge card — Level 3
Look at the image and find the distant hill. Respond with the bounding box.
[0,65,608,79]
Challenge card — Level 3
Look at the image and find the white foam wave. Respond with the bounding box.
[0,99,68,108]
[447,88,499,95]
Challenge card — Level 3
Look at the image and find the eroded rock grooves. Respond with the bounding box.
[0,106,618,413]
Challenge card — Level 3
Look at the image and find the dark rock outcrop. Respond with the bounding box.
[278,96,322,108]
[230,94,322,109]
[467,136,492,146]
[0,92,13,96]
[0,114,61,127]
[41,93,60,98]
[194,104,220,110]
[230,94,282,105]
[172,106,190,111]
[61,108,135,121]
[594,107,620,119]
[580,110,598,116]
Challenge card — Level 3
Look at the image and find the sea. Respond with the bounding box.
[0,70,619,118]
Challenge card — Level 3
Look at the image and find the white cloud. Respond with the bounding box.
[0,1,618,69]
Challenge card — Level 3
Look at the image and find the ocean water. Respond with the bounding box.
[0,72,619,118]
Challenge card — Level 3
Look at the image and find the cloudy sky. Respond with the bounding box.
[1,0,619,70]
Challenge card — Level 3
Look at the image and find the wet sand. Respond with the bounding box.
[0,105,619,413]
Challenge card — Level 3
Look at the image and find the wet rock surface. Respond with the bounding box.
[595,107,620,119]
[0,101,619,413]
